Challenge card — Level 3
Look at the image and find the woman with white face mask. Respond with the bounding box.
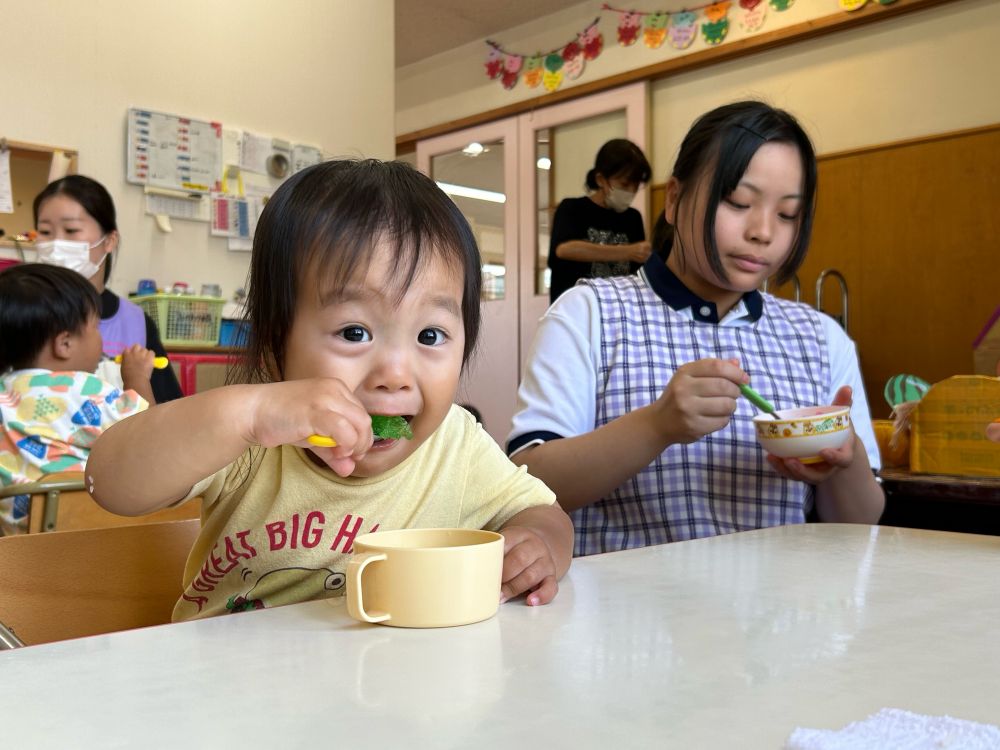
[547,138,653,304]
[33,175,183,402]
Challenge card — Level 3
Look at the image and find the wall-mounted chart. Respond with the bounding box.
[127,108,222,193]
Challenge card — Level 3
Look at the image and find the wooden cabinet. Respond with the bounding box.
[879,468,1000,536]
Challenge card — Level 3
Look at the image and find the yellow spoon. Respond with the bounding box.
[114,354,170,369]
[308,415,414,448]
[307,435,337,448]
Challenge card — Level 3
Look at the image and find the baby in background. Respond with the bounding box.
[87,159,573,621]
[0,263,155,535]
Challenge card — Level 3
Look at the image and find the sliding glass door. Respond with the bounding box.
[418,119,520,442]
[417,83,647,444]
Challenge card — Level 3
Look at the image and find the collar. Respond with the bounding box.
[641,256,763,324]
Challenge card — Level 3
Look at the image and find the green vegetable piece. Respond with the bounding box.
[371,414,413,440]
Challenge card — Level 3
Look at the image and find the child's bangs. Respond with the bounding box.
[300,208,470,310]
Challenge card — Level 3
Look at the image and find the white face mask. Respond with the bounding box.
[35,237,107,279]
[605,186,636,213]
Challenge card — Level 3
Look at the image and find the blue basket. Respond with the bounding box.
[219,319,249,347]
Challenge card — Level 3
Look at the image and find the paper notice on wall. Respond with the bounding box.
[210,193,250,238]
[144,189,209,222]
[222,129,242,173]
[127,108,222,193]
[240,132,272,174]
[224,194,265,251]
[228,237,253,252]
[292,144,322,174]
[0,150,13,214]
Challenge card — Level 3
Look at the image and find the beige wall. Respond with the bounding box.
[397,0,1000,172]
[1,0,395,300]
[396,0,823,137]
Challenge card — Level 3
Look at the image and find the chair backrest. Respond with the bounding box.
[30,486,202,533]
[0,518,200,646]
[0,472,201,533]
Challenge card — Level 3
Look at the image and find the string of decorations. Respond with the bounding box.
[485,0,898,93]
[484,18,603,92]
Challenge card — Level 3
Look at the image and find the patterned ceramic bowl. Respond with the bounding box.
[752,405,852,464]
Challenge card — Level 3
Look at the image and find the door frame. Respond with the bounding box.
[417,118,520,442]
[516,82,648,368]
[415,82,648,441]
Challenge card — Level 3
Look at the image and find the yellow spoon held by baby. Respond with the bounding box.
[113,354,170,369]
[308,415,413,448]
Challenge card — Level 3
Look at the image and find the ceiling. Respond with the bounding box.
[395,0,586,67]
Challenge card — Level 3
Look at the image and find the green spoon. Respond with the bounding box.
[739,383,779,418]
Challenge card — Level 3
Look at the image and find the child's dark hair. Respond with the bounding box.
[234,159,482,385]
[0,263,101,371]
[33,175,119,284]
[668,101,817,286]
[585,139,652,191]
[459,403,483,423]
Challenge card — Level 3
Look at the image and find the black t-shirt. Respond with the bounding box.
[547,196,646,304]
[101,289,184,403]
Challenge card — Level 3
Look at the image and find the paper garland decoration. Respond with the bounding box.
[484,19,601,93]
[669,12,698,49]
[644,12,669,48]
[485,0,877,93]
[702,2,731,45]
[603,0,796,53]
[618,11,642,46]
[740,0,767,32]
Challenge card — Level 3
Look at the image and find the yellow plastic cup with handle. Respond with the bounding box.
[346,528,503,628]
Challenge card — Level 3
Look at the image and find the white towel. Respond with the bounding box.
[786,708,1000,750]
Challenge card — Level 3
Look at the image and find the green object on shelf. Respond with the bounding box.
[883,373,930,408]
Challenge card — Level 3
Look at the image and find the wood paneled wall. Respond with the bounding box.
[649,124,1000,418]
[806,125,1000,418]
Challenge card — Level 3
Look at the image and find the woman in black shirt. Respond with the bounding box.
[547,139,652,304]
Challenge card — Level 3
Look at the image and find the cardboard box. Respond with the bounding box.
[973,305,1000,376]
[910,376,1000,477]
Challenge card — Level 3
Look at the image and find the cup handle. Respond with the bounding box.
[346,552,390,623]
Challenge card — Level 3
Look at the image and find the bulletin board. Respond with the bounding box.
[126,109,223,193]
[125,107,324,249]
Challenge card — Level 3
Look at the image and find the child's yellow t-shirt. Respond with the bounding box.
[172,406,556,621]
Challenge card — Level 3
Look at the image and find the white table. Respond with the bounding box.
[3,524,999,748]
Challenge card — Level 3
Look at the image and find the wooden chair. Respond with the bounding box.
[0,518,199,647]
[0,473,201,533]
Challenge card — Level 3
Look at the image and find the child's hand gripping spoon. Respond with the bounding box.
[308,414,413,448]
[739,384,779,418]
[114,354,170,369]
